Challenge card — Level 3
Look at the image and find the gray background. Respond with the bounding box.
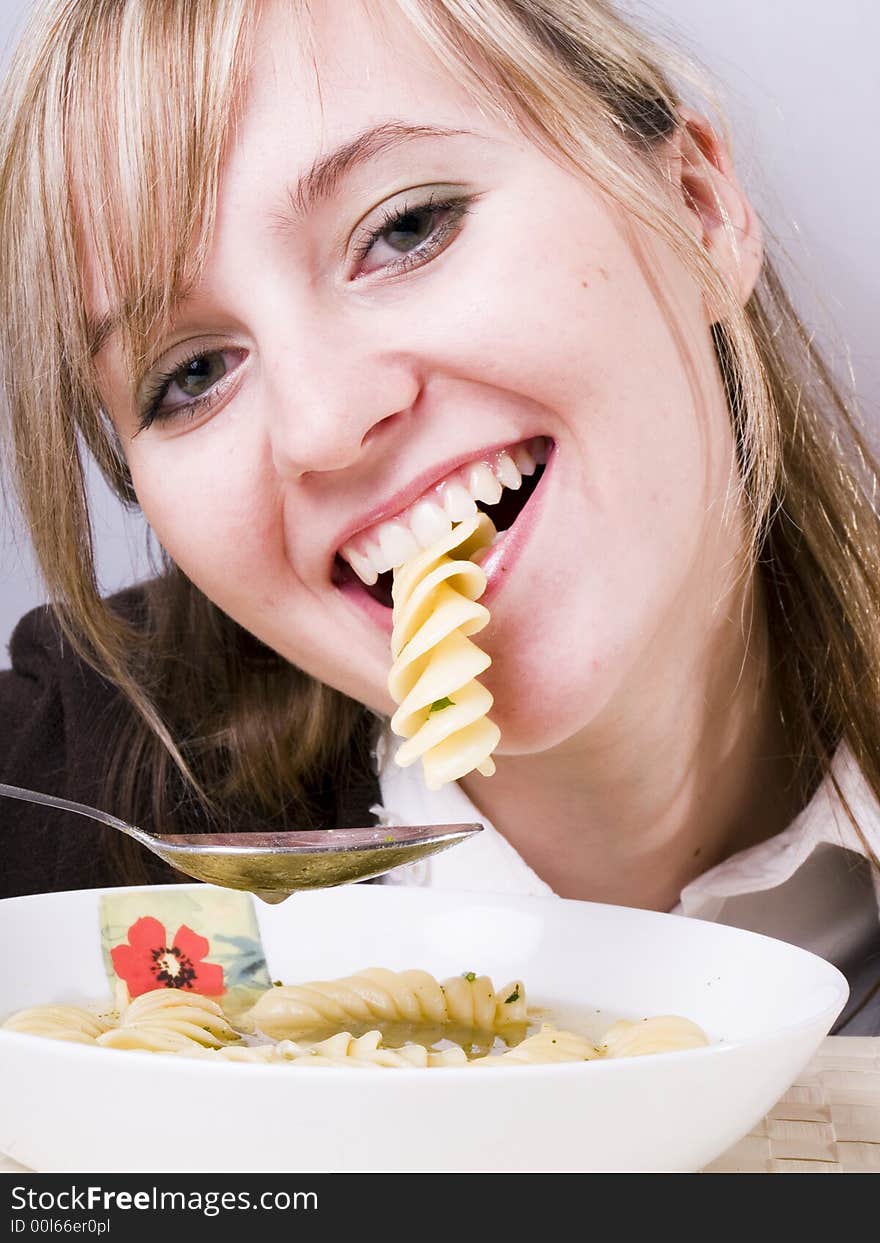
[1,0,878,667]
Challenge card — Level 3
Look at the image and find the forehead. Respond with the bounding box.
[244,0,499,157]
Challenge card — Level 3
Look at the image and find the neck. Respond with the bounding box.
[460,576,799,911]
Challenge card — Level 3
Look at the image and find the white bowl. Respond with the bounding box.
[0,883,847,1173]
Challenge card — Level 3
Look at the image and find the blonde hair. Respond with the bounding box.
[2,0,879,880]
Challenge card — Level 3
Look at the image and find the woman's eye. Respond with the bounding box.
[175,353,227,398]
[383,207,438,254]
[355,194,471,278]
[138,347,244,432]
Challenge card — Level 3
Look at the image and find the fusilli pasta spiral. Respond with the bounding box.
[248,967,527,1040]
[599,1015,709,1058]
[492,1022,601,1064]
[2,1004,113,1045]
[96,990,241,1053]
[388,512,500,788]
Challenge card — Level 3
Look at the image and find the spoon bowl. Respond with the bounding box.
[0,783,481,902]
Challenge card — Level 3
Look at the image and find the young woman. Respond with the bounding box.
[1,0,878,1033]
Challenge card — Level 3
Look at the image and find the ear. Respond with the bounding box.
[667,108,763,308]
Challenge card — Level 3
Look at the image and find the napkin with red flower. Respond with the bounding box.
[100,887,272,1010]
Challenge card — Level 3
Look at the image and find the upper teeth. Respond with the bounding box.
[340,437,548,585]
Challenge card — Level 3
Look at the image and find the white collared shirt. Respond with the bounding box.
[374,743,880,1032]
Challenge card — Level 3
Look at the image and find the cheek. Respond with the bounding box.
[126,435,392,711]
[407,181,718,475]
[515,219,724,530]
[438,213,734,748]
[128,436,285,607]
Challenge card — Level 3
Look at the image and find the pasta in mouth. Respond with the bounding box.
[333,459,547,610]
[387,512,500,787]
[2,968,710,1068]
[382,441,553,784]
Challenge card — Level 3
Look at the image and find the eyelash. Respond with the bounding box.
[350,190,473,274]
[136,347,238,434]
[136,191,473,432]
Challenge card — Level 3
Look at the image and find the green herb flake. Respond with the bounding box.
[504,986,521,1004]
[428,696,455,713]
[463,971,476,982]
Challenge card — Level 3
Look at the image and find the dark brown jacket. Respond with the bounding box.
[0,594,379,898]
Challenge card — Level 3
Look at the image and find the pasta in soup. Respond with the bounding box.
[2,968,709,1067]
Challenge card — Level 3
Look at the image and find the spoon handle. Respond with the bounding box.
[0,782,141,839]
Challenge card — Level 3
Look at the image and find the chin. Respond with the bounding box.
[478,629,617,750]
[479,691,596,759]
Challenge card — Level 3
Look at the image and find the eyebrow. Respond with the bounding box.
[285,121,469,219]
[87,121,468,356]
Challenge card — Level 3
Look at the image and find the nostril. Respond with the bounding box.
[360,408,406,452]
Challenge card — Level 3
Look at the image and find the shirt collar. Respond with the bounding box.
[675,743,880,918]
[374,740,880,938]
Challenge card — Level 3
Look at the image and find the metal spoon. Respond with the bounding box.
[0,782,481,904]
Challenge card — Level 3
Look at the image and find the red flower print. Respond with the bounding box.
[110,917,224,998]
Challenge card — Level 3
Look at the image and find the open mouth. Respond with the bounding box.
[332,437,550,610]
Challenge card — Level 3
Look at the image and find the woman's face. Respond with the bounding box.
[98,0,746,755]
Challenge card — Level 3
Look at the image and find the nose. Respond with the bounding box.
[264,324,421,480]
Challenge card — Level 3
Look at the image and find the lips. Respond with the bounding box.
[332,436,551,612]
[337,437,549,585]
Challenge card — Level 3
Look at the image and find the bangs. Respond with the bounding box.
[60,0,256,375]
